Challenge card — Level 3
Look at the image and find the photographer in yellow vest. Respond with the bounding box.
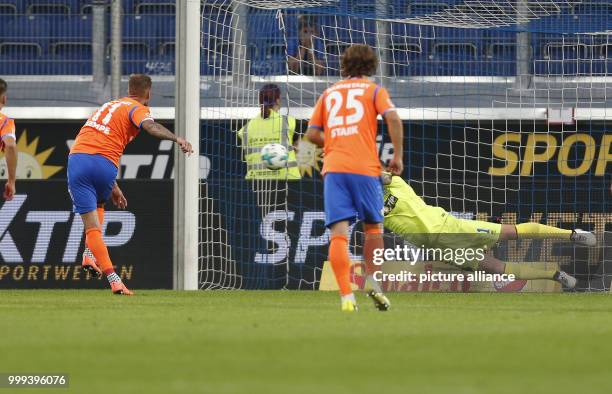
[237,84,301,180]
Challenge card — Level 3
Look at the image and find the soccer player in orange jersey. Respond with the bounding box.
[69,74,193,295]
[306,44,404,311]
[0,79,17,201]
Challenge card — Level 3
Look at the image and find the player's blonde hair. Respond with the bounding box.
[128,74,152,98]
[341,44,378,78]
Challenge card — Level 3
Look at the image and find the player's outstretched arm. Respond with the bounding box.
[2,136,17,200]
[140,120,194,155]
[384,110,404,175]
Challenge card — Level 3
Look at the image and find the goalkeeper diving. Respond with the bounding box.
[374,172,596,301]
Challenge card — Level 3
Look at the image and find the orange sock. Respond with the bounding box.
[329,234,352,296]
[97,207,105,228]
[85,228,114,275]
[364,224,383,277]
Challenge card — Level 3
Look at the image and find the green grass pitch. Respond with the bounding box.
[1,290,612,394]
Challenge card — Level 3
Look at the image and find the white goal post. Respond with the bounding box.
[174,0,201,290]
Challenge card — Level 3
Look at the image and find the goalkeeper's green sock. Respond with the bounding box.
[503,262,557,280]
[515,222,572,240]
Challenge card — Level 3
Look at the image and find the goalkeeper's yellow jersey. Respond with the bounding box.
[382,176,449,237]
[383,176,501,251]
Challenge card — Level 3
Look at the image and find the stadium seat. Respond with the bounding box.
[0,40,49,73]
[49,15,93,41]
[601,44,611,60]
[0,58,47,75]
[81,0,133,14]
[325,41,350,58]
[0,4,18,15]
[593,44,612,75]
[406,1,449,16]
[0,15,16,33]
[81,1,111,14]
[159,41,173,56]
[250,42,287,76]
[390,21,434,40]
[108,41,150,57]
[123,0,136,13]
[135,1,175,15]
[200,61,216,76]
[391,0,453,18]
[352,2,376,16]
[51,41,91,58]
[2,16,51,52]
[26,1,72,15]
[482,29,522,77]
[144,38,174,75]
[485,40,521,76]
[582,40,607,75]
[319,15,377,46]
[247,13,278,40]
[391,43,424,76]
[542,42,590,75]
[246,8,277,48]
[105,41,150,74]
[487,42,516,59]
[50,41,92,74]
[0,42,42,58]
[1,1,25,14]
[572,1,612,16]
[123,14,174,53]
[546,42,590,60]
[431,42,484,76]
[266,43,286,59]
[200,41,232,75]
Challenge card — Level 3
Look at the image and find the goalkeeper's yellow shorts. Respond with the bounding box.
[384,202,501,248]
[439,214,502,249]
[384,200,502,270]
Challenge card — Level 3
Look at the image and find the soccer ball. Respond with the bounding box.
[260,143,288,170]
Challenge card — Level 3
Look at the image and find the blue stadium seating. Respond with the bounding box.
[80,1,166,14]
[0,3,18,15]
[0,1,25,14]
[406,1,450,16]
[0,1,609,76]
[80,1,111,14]
[123,14,174,54]
[49,15,92,40]
[600,44,612,75]
[52,41,92,73]
[392,43,425,76]
[2,15,51,49]
[27,1,75,15]
[135,1,175,15]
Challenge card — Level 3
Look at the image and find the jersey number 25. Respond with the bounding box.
[325,88,365,128]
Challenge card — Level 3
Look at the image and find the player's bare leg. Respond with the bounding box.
[499,223,596,246]
[81,210,133,295]
[363,223,390,311]
[81,205,105,278]
[329,220,357,312]
[477,255,576,289]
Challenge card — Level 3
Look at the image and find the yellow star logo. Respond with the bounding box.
[0,130,63,179]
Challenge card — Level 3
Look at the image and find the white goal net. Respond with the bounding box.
[199,0,611,291]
